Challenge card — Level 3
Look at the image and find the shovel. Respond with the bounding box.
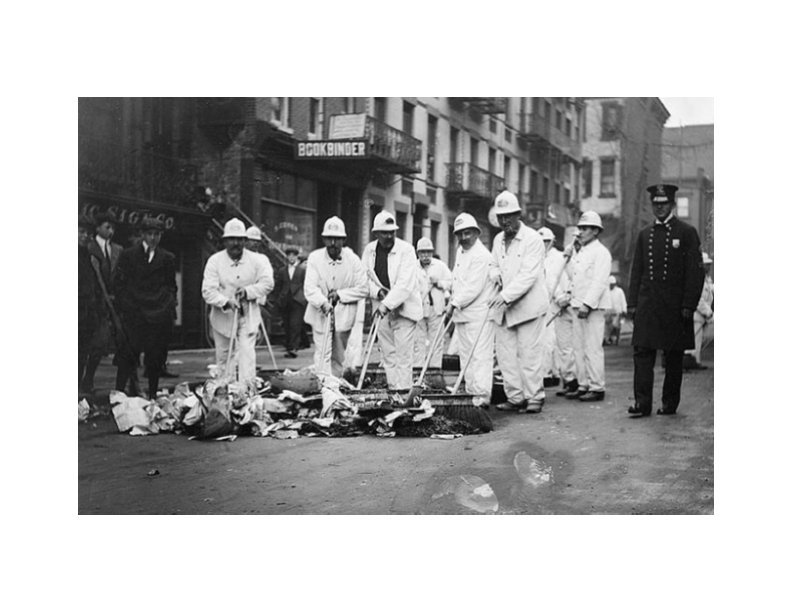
[317,307,334,375]
[356,311,382,390]
[225,306,240,381]
[258,319,278,371]
[405,315,454,406]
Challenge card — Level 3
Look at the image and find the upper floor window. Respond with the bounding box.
[402,101,414,135]
[582,159,593,198]
[308,98,322,136]
[677,196,690,218]
[271,97,292,129]
[600,158,616,196]
[601,102,623,141]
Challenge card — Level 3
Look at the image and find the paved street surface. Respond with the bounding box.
[79,339,714,515]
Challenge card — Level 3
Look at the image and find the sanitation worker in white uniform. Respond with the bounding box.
[202,218,274,381]
[538,227,565,386]
[488,191,549,414]
[414,237,452,370]
[445,213,495,407]
[304,216,368,377]
[557,211,612,402]
[361,211,422,390]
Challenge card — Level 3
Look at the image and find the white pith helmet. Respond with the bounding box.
[245,226,262,241]
[322,216,347,238]
[222,218,246,238]
[453,212,480,234]
[416,237,434,251]
[493,190,521,216]
[577,211,603,230]
[372,210,399,232]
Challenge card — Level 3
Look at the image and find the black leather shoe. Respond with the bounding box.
[578,390,605,402]
[495,400,526,412]
[543,376,560,388]
[160,370,178,378]
[519,400,544,414]
[556,379,578,396]
[565,388,586,399]
[627,405,651,417]
[657,406,677,415]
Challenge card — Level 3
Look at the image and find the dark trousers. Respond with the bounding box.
[282,300,306,352]
[116,317,172,398]
[633,346,684,412]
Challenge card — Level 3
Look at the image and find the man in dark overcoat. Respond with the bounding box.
[82,211,123,393]
[113,217,177,398]
[276,246,307,358]
[79,215,102,396]
[626,184,705,417]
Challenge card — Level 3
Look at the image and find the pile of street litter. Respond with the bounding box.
[92,366,489,441]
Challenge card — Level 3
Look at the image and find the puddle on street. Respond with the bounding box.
[432,475,499,514]
[514,451,554,488]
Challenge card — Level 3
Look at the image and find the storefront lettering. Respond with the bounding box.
[81,203,176,230]
[296,140,367,159]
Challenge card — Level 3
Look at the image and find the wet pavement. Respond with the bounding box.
[79,338,714,515]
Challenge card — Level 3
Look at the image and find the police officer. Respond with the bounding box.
[626,184,706,417]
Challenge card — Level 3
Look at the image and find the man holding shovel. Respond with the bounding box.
[488,191,549,414]
[202,218,274,382]
[304,217,368,377]
[445,213,495,408]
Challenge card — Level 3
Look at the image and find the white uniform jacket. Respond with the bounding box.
[450,240,494,324]
[419,258,453,318]
[361,238,423,322]
[490,223,549,328]
[202,249,274,336]
[696,276,714,318]
[303,247,368,332]
[566,239,612,310]
[609,286,627,315]
[544,247,568,303]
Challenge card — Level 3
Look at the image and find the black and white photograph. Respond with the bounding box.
[77,96,715,516]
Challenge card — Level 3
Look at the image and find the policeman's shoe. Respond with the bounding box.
[627,405,652,417]
[556,379,578,396]
[495,400,527,412]
[578,390,605,402]
[565,388,586,399]
[657,405,678,415]
[160,369,178,378]
[519,400,544,414]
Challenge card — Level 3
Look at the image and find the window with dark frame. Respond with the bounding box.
[600,158,616,195]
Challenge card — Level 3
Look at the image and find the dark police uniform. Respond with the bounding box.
[627,184,705,416]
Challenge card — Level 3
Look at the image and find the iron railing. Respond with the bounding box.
[446,162,505,199]
[78,135,200,208]
[454,98,508,114]
[363,115,422,173]
[519,112,582,162]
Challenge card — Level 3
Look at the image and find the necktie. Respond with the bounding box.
[104,242,110,260]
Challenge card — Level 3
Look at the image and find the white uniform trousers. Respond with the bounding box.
[377,313,416,390]
[541,315,558,378]
[456,318,494,404]
[313,325,351,378]
[213,327,257,382]
[571,308,606,392]
[555,308,575,383]
[495,315,546,405]
[414,313,444,370]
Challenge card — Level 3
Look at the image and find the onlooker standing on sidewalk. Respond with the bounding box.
[414,237,452,370]
[277,245,307,359]
[361,211,422,390]
[684,252,714,369]
[202,218,274,382]
[79,215,103,396]
[445,213,495,407]
[488,191,548,414]
[558,211,612,402]
[304,217,368,377]
[627,184,705,417]
[114,218,177,398]
[604,276,627,346]
[82,211,123,394]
